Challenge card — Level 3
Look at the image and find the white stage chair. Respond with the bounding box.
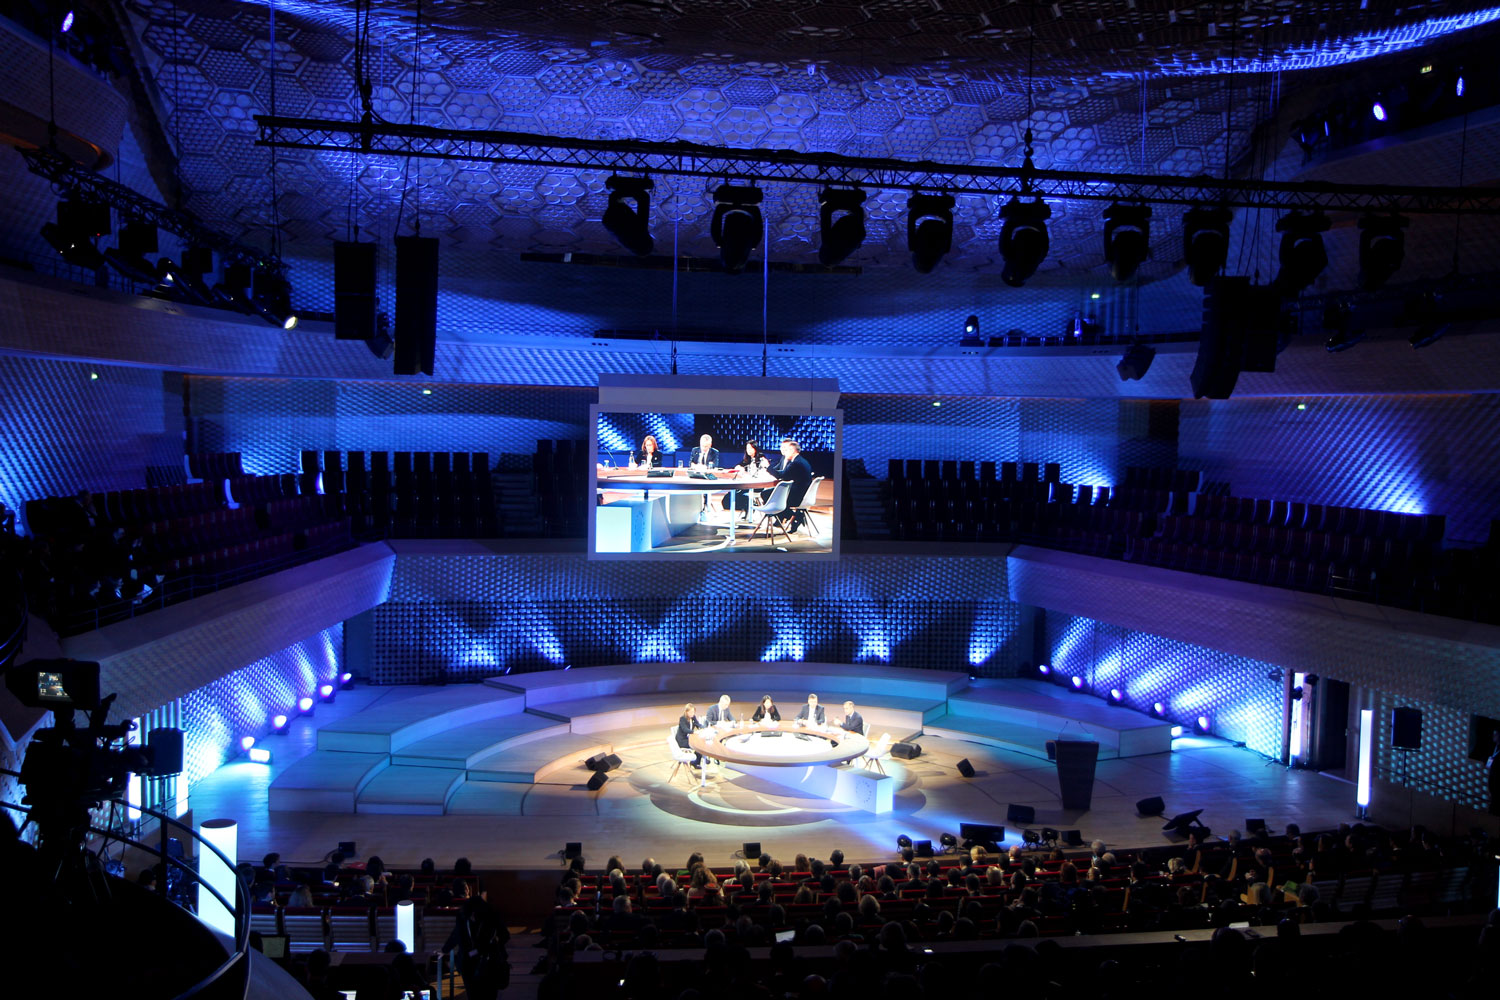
[667,726,697,785]
[863,733,892,774]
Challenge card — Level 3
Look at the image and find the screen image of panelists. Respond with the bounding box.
[593,412,837,555]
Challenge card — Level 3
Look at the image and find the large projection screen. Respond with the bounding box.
[588,377,841,561]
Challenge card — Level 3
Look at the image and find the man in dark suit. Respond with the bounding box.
[771,439,814,532]
[704,694,735,726]
[796,693,826,725]
[689,434,720,469]
[840,701,865,735]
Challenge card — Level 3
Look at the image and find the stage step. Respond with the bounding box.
[466,733,613,783]
[316,685,527,754]
[269,750,389,812]
[923,713,1122,761]
[940,679,1174,758]
[356,765,466,815]
[390,714,570,769]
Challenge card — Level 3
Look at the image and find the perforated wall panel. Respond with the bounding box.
[1178,394,1500,543]
[0,356,183,532]
[369,552,1025,682]
[1044,612,1285,758]
[177,624,343,789]
[1371,690,1489,813]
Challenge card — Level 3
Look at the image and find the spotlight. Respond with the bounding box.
[1272,211,1330,298]
[153,255,213,305]
[61,10,75,33]
[960,314,983,346]
[998,196,1051,286]
[602,175,654,256]
[1108,688,1123,705]
[1170,725,1184,737]
[340,672,354,689]
[319,683,336,703]
[896,835,913,851]
[1152,702,1165,717]
[1070,676,1084,690]
[248,747,272,764]
[42,200,109,270]
[1456,72,1466,98]
[1182,207,1233,286]
[939,832,959,851]
[1326,327,1364,353]
[1196,715,1211,732]
[104,221,159,284]
[1116,342,1156,381]
[1022,829,1040,845]
[271,714,290,734]
[710,184,763,273]
[214,263,255,313]
[907,193,955,273]
[250,270,298,330]
[1372,101,1387,122]
[1041,827,1059,844]
[1357,213,1408,290]
[1102,203,1151,281]
[239,736,257,753]
[297,696,315,714]
[1037,664,1051,676]
[817,187,867,266]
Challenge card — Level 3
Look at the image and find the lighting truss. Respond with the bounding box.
[256,116,1500,215]
[17,146,285,274]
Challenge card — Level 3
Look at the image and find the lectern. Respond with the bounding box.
[1047,739,1100,811]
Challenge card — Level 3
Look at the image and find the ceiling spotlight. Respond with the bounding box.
[153,255,213,306]
[103,221,160,284]
[1272,210,1330,298]
[250,269,299,329]
[1102,202,1151,281]
[42,200,109,270]
[1182,207,1233,286]
[961,314,983,346]
[710,184,763,273]
[999,196,1051,287]
[1371,100,1387,122]
[61,10,75,33]
[602,175,654,256]
[1323,300,1363,352]
[1456,72,1466,98]
[818,187,867,266]
[1357,213,1408,290]
[907,192,955,273]
[1116,342,1156,381]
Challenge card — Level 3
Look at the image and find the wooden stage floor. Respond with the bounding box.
[188,686,1360,869]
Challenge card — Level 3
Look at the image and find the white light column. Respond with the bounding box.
[1356,709,1374,818]
[197,818,238,938]
[396,899,416,952]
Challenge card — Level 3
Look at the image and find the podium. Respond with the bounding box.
[1047,739,1100,811]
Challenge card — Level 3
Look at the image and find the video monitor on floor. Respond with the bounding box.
[589,408,841,560]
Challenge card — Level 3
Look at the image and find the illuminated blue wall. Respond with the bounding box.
[1044,612,1285,758]
[368,553,1027,683]
[178,624,344,787]
[0,356,182,532]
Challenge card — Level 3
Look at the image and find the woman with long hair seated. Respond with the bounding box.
[723,440,772,512]
[633,434,663,469]
[751,694,780,723]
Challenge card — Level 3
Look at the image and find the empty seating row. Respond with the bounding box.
[1192,495,1444,543]
[885,458,1061,484]
[250,903,456,954]
[185,452,245,481]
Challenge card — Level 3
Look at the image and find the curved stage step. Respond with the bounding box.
[943,679,1173,758]
[316,686,527,753]
[391,715,571,769]
[356,765,466,815]
[466,732,613,783]
[269,750,389,812]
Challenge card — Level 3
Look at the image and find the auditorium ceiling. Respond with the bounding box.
[113,1,1500,303]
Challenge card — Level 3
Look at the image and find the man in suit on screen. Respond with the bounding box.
[689,434,720,469]
[771,439,814,533]
[796,693,826,726]
[705,694,735,726]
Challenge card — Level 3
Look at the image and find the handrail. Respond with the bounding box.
[0,771,250,1000]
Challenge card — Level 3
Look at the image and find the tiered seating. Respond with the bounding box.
[310,450,498,538]
[252,866,483,954]
[19,464,354,634]
[876,458,1497,622]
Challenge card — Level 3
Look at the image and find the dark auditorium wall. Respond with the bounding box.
[365,551,1029,681]
[0,356,184,533]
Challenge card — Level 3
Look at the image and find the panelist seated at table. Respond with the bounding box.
[751,695,781,723]
[840,701,865,735]
[631,435,665,469]
[795,693,826,726]
[689,434,720,470]
[769,439,815,532]
[704,694,737,726]
[723,441,773,512]
[676,703,705,766]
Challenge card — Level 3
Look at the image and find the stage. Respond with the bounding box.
[185,665,1362,869]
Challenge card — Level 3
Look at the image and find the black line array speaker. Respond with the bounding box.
[1136,795,1166,816]
[1391,707,1423,750]
[394,235,438,375]
[956,758,975,778]
[891,742,922,760]
[1192,277,1280,399]
[1006,803,1035,825]
[147,727,184,776]
[333,240,377,340]
[586,771,607,791]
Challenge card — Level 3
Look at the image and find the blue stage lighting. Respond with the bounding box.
[340,671,354,689]
[1456,74,1466,97]
[1070,676,1084,690]
[271,714,290,734]
[298,696,315,714]
[248,747,272,764]
[319,683,336,703]
[1037,663,1051,676]
[1152,702,1165,717]
[1108,688,1123,704]
[239,736,256,753]
[1196,715,1212,732]
[1371,101,1387,121]
[61,11,75,33]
